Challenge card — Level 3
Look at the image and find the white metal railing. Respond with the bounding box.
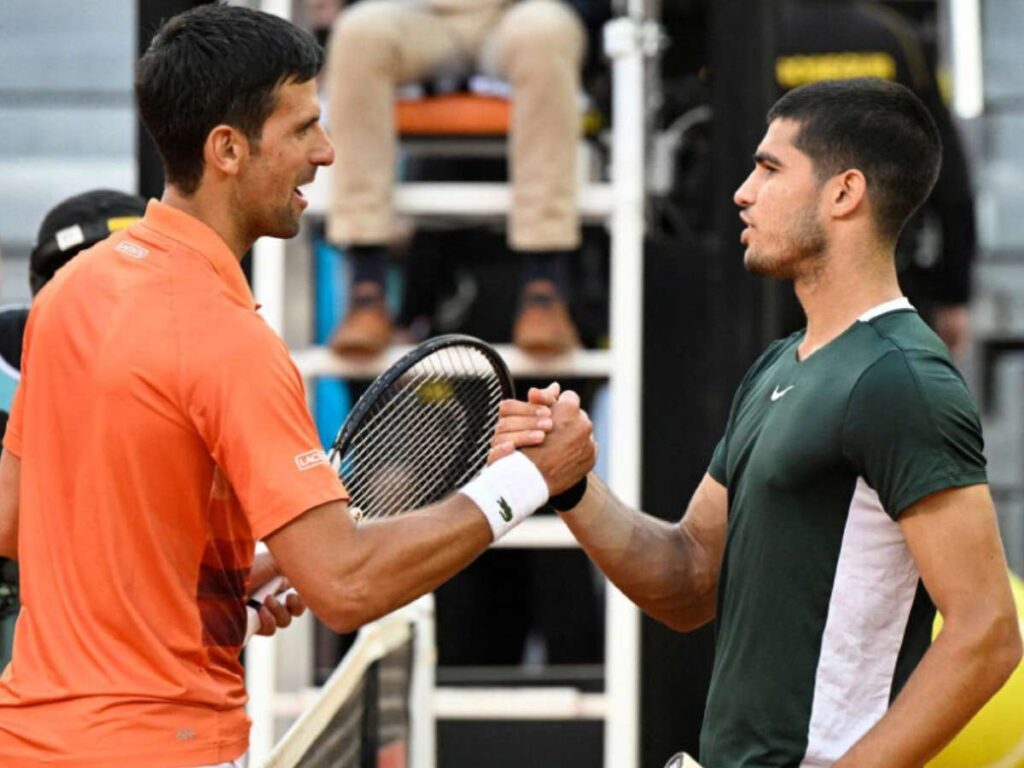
[261,595,435,768]
[603,16,646,767]
[251,6,649,767]
[305,179,616,222]
[291,344,613,381]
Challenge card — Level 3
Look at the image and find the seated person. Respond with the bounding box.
[325,0,587,357]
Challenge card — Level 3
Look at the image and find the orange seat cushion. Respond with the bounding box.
[396,93,511,136]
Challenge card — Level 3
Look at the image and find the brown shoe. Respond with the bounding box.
[513,281,580,356]
[329,285,392,357]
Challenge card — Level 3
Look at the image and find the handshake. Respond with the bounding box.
[487,381,598,510]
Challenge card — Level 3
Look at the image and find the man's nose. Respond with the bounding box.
[734,170,756,208]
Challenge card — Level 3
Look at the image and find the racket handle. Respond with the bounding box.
[244,575,298,644]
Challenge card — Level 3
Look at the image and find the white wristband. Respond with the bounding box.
[459,451,549,541]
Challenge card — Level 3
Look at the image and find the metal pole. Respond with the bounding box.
[409,594,437,768]
[949,0,984,119]
[252,238,287,335]
[604,15,647,768]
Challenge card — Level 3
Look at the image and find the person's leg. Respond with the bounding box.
[326,0,466,354]
[482,0,586,354]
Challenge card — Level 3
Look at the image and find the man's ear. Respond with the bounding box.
[203,124,250,179]
[827,169,868,220]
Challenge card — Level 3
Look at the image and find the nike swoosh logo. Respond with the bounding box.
[771,385,795,402]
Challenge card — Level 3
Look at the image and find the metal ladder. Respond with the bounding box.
[249,3,656,766]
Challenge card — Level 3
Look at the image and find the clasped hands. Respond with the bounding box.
[489,382,597,497]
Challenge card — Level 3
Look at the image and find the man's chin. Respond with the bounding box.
[265,217,302,240]
[744,251,790,280]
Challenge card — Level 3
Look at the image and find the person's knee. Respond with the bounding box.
[498,0,586,62]
[330,3,402,63]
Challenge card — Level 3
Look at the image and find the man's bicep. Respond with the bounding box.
[899,484,1012,619]
[679,473,728,579]
[264,497,356,629]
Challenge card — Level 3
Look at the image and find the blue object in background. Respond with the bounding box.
[313,237,351,449]
[591,383,610,483]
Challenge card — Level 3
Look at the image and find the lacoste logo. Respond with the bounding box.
[115,241,149,260]
[771,385,795,402]
[497,497,513,522]
[176,728,196,742]
[294,449,328,471]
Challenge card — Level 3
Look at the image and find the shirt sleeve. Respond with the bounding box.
[842,348,986,519]
[707,438,728,486]
[186,313,348,539]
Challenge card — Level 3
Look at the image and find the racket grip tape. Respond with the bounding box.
[460,451,549,541]
[244,575,298,643]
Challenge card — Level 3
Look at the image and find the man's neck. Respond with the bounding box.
[794,243,902,359]
[161,185,252,260]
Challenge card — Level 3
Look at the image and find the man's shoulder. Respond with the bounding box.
[849,313,975,416]
[856,311,961,381]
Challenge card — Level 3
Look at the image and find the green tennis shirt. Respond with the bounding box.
[701,299,987,767]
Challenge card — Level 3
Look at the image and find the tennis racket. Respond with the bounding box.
[245,334,515,642]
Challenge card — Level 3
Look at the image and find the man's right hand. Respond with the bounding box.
[488,382,562,463]
[521,389,596,496]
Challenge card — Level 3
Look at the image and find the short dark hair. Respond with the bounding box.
[767,78,942,242]
[136,4,323,195]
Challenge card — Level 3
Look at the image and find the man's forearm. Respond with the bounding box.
[836,614,1022,767]
[559,475,719,632]
[270,494,495,635]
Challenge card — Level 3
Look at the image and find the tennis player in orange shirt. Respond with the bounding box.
[0,6,594,767]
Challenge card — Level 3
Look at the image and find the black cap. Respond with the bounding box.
[30,189,147,295]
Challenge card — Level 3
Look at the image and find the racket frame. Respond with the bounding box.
[329,333,514,463]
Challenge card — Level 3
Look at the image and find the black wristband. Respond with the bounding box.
[548,476,588,512]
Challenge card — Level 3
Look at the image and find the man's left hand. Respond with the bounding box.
[248,551,306,637]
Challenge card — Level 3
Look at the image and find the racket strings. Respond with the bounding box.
[337,353,475,481]
[400,416,502,514]
[338,345,505,520]
[350,387,498,512]
[334,366,443,468]
[351,363,500,517]
[361,379,500,517]
[347,378,498,518]
[348,345,483,461]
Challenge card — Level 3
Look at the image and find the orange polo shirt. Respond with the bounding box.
[0,201,347,767]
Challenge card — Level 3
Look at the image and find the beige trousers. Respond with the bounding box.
[325,0,586,250]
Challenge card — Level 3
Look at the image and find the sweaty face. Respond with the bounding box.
[235,79,333,241]
[733,119,828,281]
